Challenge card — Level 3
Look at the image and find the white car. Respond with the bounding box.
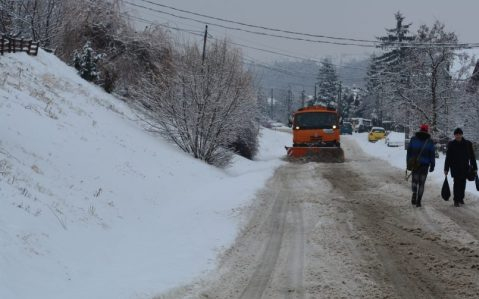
[385,132,405,147]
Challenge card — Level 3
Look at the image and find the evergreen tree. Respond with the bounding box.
[365,54,382,99]
[73,41,103,82]
[364,12,415,127]
[377,11,415,58]
[316,58,339,106]
[376,12,415,93]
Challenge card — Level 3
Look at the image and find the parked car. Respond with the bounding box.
[368,127,386,142]
[385,132,404,147]
[341,122,353,135]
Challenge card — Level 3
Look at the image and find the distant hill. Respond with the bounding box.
[247,57,368,97]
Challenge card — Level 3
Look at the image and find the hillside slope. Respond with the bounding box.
[0,51,291,299]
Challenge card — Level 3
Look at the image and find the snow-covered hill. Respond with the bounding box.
[0,50,291,299]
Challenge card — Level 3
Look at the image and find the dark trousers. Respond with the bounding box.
[453,176,467,202]
[412,166,429,200]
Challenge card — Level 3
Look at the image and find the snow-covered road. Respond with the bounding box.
[164,135,479,298]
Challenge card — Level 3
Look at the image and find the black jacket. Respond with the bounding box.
[444,138,477,178]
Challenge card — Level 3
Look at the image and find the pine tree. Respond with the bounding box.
[364,12,415,127]
[316,58,339,106]
[377,12,415,53]
[73,41,103,82]
[375,11,415,81]
[376,12,415,91]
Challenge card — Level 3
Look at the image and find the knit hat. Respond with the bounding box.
[420,124,429,132]
[454,127,463,135]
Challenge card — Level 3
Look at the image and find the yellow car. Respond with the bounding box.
[368,127,386,142]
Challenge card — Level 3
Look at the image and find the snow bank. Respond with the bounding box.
[0,50,291,299]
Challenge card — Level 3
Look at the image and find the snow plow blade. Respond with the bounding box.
[285,146,345,163]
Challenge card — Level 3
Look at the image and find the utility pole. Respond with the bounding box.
[202,25,208,64]
[314,84,317,102]
[337,81,342,123]
[270,88,274,119]
[287,88,292,114]
[301,90,305,108]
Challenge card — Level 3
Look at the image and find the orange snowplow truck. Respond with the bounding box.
[285,105,345,162]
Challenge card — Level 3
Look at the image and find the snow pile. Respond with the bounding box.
[0,50,291,299]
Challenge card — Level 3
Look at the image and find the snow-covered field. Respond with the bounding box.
[0,51,291,299]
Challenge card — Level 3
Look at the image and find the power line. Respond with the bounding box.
[123,1,377,48]
[244,58,315,81]
[120,11,369,71]
[121,13,204,36]
[219,37,368,71]
[129,0,479,49]
[133,0,377,44]
[225,39,368,70]
[126,11,312,58]
[123,6,206,34]
[119,11,369,84]
[118,14,321,82]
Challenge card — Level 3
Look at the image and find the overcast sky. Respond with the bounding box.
[125,0,479,63]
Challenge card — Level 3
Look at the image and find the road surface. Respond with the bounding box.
[163,136,479,298]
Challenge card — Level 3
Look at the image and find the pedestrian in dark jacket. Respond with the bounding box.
[444,128,477,207]
[406,124,435,207]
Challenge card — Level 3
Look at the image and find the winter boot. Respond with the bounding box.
[411,193,417,205]
[459,198,465,205]
[453,199,460,207]
[416,197,422,207]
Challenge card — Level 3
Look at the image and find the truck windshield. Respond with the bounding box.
[294,112,337,129]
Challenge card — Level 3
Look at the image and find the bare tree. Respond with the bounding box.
[137,39,258,167]
[391,21,458,137]
[54,0,126,59]
[0,0,14,33]
[2,0,259,165]
[0,0,64,47]
[365,20,475,138]
[448,54,479,140]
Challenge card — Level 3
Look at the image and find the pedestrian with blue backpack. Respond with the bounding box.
[406,124,436,207]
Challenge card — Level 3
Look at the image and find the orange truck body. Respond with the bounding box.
[286,105,342,160]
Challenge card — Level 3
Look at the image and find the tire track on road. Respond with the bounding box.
[238,188,287,299]
[173,136,479,299]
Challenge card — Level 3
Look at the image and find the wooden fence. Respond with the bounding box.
[0,35,39,56]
